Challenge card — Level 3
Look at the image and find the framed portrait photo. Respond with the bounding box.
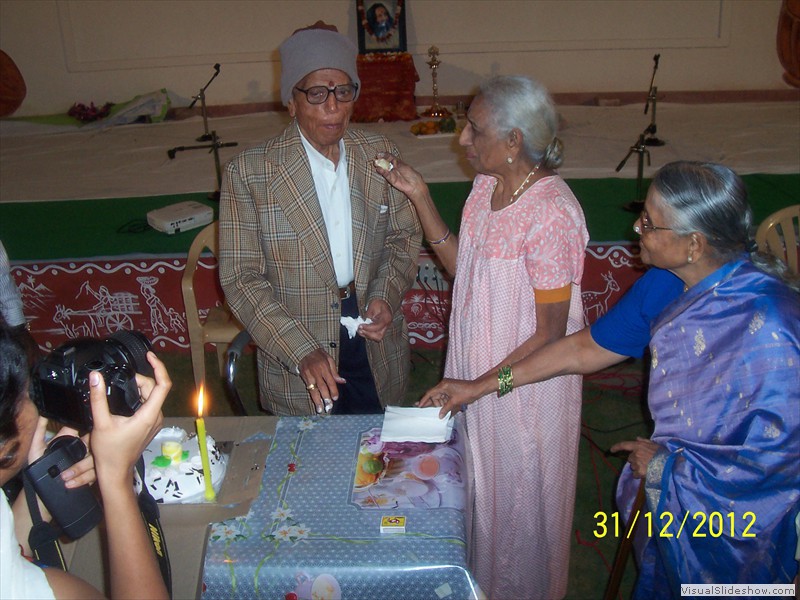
[357,0,407,54]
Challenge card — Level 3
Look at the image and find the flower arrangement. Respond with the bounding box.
[68,101,114,123]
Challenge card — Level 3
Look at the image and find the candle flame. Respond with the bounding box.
[197,383,205,417]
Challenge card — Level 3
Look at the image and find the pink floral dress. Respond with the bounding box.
[445,174,588,599]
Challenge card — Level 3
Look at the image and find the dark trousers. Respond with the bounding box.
[333,292,383,414]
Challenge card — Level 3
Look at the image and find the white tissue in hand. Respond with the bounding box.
[340,316,372,339]
[374,158,393,171]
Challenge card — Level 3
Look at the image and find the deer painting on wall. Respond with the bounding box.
[582,272,620,322]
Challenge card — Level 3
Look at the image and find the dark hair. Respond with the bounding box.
[0,319,29,469]
[653,161,799,291]
[367,3,393,35]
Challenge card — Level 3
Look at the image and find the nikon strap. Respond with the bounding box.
[22,475,67,570]
[136,456,172,598]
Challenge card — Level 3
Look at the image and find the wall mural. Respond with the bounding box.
[13,245,643,353]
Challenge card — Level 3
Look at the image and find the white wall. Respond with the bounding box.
[0,0,789,116]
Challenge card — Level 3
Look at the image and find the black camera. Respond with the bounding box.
[24,435,103,539]
[31,330,153,433]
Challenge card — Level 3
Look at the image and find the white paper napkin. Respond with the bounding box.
[380,406,454,443]
[340,316,372,339]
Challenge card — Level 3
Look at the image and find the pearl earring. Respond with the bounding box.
[507,157,513,164]
[687,255,693,263]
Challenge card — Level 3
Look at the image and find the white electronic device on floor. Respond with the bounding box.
[147,201,214,235]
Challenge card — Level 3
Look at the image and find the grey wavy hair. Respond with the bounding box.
[478,75,563,169]
[653,161,799,291]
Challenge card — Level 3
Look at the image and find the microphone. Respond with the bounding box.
[214,63,220,73]
[644,54,661,114]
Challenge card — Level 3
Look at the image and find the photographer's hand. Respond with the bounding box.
[89,351,169,484]
[88,350,170,600]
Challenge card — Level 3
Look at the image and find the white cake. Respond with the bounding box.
[138,427,228,503]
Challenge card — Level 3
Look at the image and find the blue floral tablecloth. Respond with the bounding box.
[201,414,479,599]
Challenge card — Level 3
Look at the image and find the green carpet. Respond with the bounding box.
[2,174,796,261]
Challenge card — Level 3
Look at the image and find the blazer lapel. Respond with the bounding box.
[346,136,373,292]
[272,124,338,291]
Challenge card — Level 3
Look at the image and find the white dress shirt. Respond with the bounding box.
[299,132,354,287]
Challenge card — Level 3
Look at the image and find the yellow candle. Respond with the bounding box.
[195,384,216,502]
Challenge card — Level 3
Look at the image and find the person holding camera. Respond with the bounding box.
[0,321,170,600]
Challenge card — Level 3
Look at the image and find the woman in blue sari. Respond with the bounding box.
[610,161,799,596]
[420,161,799,596]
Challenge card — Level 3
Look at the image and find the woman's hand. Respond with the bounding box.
[27,418,96,489]
[89,351,170,487]
[374,153,429,204]
[417,378,484,418]
[610,437,660,479]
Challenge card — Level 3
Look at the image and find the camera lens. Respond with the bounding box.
[108,330,153,377]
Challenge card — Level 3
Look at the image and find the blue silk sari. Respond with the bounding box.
[616,259,800,598]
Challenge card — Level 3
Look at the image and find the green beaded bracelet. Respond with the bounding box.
[497,365,514,397]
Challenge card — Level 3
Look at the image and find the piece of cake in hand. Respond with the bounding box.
[136,427,229,503]
[373,157,393,171]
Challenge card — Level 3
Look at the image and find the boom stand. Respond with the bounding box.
[167,64,238,201]
[616,132,651,213]
[643,54,665,146]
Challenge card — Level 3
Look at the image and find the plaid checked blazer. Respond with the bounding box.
[219,121,421,415]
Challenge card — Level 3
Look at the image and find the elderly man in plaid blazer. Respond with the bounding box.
[219,24,421,416]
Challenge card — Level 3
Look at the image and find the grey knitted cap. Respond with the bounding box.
[279,27,360,106]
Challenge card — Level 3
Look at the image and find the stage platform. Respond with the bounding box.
[1,101,798,202]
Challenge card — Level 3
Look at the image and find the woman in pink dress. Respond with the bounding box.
[376,75,588,599]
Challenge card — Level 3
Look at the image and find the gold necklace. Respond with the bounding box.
[508,164,540,205]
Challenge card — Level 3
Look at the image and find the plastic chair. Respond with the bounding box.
[755,204,800,275]
[181,221,244,387]
[224,329,252,416]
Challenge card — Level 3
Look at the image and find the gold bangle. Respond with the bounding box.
[497,365,513,397]
[427,229,451,245]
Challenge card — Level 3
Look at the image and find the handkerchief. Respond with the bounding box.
[380,406,454,443]
[340,316,372,339]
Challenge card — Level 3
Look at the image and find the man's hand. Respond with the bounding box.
[359,299,392,342]
[299,348,346,413]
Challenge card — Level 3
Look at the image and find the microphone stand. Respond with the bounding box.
[167,64,238,201]
[616,132,651,212]
[643,54,665,146]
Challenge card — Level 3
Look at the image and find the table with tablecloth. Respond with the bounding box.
[200,414,481,600]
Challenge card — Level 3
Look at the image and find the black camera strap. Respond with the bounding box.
[136,456,172,598]
[22,475,67,570]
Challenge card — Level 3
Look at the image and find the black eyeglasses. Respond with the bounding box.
[637,210,673,233]
[294,83,359,105]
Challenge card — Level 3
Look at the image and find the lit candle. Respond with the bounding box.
[195,384,217,502]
